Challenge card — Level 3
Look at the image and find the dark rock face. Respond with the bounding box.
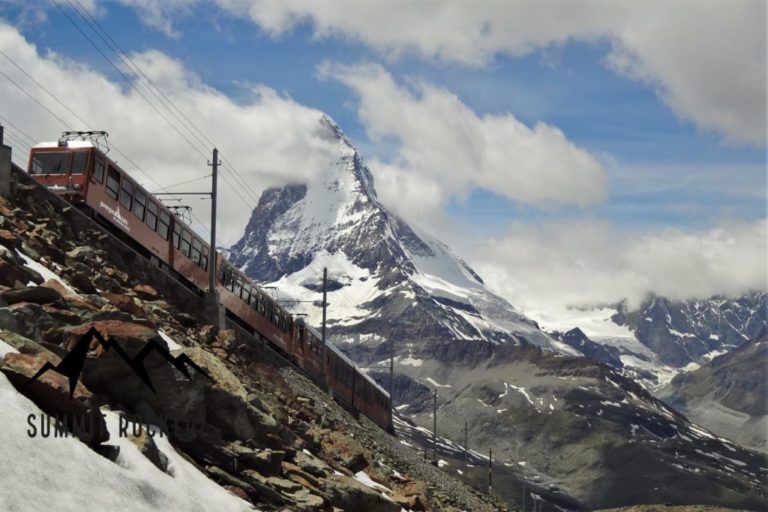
[612,293,767,367]
[552,328,624,368]
[229,184,309,283]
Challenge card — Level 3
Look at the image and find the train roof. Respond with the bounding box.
[296,318,390,399]
[33,141,95,149]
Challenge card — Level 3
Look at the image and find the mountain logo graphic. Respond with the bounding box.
[22,327,211,399]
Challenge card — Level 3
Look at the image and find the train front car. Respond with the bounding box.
[27,136,95,204]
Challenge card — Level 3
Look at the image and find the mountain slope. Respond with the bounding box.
[229,115,557,350]
[659,337,768,452]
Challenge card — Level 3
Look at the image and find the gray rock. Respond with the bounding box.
[324,475,400,512]
[295,450,333,478]
[231,445,285,476]
[240,470,285,505]
[127,427,169,473]
[66,246,98,262]
[290,488,325,510]
[0,329,49,355]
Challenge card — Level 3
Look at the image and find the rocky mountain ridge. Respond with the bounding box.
[612,293,767,367]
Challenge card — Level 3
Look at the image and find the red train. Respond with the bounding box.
[26,131,392,432]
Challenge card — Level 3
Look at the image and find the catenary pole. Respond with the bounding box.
[208,148,219,293]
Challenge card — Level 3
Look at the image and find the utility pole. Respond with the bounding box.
[433,389,438,464]
[522,487,526,512]
[321,267,327,387]
[204,148,224,332]
[389,334,395,421]
[208,148,219,293]
[488,447,493,495]
[464,421,468,483]
[0,125,11,198]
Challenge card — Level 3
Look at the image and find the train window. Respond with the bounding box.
[233,278,242,297]
[91,159,105,184]
[30,151,69,175]
[191,238,202,265]
[133,189,146,221]
[201,253,208,271]
[172,224,181,249]
[180,229,191,257]
[158,211,171,241]
[119,179,133,209]
[105,167,120,199]
[220,266,228,285]
[71,151,88,174]
[241,283,250,302]
[222,266,235,288]
[145,200,158,231]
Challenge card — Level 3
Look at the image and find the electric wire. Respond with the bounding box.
[53,1,209,162]
[66,0,262,210]
[0,115,37,147]
[0,58,223,239]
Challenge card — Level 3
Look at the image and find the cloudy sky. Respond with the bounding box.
[0,0,765,312]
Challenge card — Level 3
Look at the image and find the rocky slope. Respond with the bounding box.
[229,115,557,351]
[0,168,505,511]
[659,337,767,452]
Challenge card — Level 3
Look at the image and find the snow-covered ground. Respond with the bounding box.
[0,372,255,511]
[526,305,633,340]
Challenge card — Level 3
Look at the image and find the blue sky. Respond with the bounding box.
[1,1,765,307]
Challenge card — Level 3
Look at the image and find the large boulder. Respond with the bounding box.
[324,475,400,512]
[182,347,264,441]
[0,285,63,305]
[0,260,34,288]
[60,321,208,431]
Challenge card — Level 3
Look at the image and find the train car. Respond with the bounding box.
[27,132,393,432]
[299,320,392,430]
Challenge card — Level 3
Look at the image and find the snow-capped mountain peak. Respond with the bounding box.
[229,115,555,349]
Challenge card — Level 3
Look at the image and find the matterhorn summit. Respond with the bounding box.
[228,115,559,350]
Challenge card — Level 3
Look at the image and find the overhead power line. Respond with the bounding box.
[65,0,262,210]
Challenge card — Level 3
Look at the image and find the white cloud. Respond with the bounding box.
[0,21,339,244]
[319,62,606,225]
[125,0,766,146]
[473,218,768,313]
[115,0,198,38]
